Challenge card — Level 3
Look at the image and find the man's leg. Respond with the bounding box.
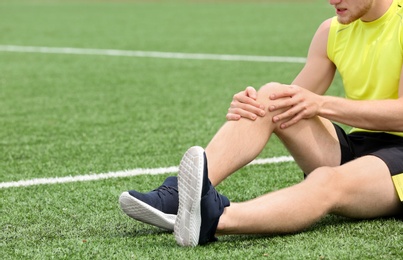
[119,82,298,228]
[120,82,342,229]
[174,83,353,245]
[206,82,341,186]
[216,155,402,235]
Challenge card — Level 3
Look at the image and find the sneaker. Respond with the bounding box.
[119,176,178,231]
[174,146,230,246]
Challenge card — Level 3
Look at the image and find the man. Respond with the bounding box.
[119,0,403,247]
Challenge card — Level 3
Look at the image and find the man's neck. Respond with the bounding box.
[361,0,393,22]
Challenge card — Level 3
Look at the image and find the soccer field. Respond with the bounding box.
[1,0,402,259]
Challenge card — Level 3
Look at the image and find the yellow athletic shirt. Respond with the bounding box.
[327,0,403,137]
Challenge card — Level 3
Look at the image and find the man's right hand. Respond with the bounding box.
[226,86,266,121]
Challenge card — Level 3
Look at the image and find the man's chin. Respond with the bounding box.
[337,17,355,25]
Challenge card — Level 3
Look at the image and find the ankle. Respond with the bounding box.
[216,207,229,233]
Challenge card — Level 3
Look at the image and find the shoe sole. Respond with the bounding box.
[119,192,176,231]
[174,146,205,247]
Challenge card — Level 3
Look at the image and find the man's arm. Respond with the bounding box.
[226,19,336,121]
[272,64,403,131]
[230,17,403,132]
[318,70,403,131]
[270,18,403,132]
[292,18,336,94]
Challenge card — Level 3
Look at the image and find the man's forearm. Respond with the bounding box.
[319,96,403,132]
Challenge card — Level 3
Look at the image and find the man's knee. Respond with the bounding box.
[306,166,339,185]
[256,82,284,105]
[305,166,343,204]
[257,82,305,133]
[255,82,288,130]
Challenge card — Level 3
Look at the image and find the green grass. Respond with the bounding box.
[0,1,401,259]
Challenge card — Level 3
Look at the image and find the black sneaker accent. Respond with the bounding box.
[119,176,178,231]
[198,156,230,244]
[174,146,230,246]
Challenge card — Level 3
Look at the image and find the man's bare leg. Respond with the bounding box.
[216,155,402,235]
[205,82,341,186]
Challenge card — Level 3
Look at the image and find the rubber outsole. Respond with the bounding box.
[119,192,176,231]
[174,146,205,247]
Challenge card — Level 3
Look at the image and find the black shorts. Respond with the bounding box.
[334,124,403,205]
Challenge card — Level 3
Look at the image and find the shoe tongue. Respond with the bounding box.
[220,194,230,207]
[162,176,178,188]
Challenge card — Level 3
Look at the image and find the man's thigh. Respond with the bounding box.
[275,116,341,174]
[327,155,403,218]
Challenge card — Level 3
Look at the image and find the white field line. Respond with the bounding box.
[0,46,298,189]
[0,45,307,63]
[0,156,294,189]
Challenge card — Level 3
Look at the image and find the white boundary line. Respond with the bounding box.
[0,46,299,188]
[0,156,294,189]
[0,45,307,63]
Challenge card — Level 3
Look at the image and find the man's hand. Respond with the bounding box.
[226,86,266,121]
[269,85,322,129]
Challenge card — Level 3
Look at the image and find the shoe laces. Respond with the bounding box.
[154,185,178,199]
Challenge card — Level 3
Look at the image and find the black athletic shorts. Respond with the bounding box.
[334,124,403,206]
